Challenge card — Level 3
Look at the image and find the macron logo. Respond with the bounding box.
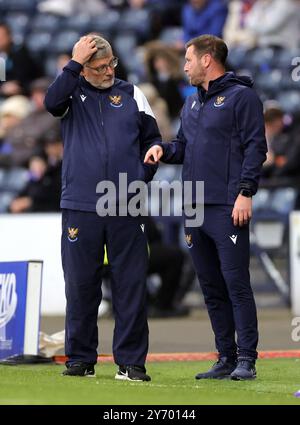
[80,94,87,103]
[229,235,237,245]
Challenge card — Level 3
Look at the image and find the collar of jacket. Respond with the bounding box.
[197,71,253,103]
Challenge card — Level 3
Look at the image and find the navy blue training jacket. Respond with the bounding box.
[160,72,268,205]
[45,60,160,212]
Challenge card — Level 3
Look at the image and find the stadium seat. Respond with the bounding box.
[31,13,62,33]
[63,13,91,33]
[49,30,81,54]
[276,90,300,113]
[118,9,150,39]
[269,187,297,215]
[44,55,59,78]
[5,12,30,34]
[246,47,277,72]
[227,47,249,70]
[159,27,183,45]
[0,191,15,213]
[0,0,36,13]
[113,32,137,69]
[280,70,300,91]
[255,69,283,94]
[26,30,52,54]
[252,189,271,212]
[276,48,300,70]
[2,167,28,192]
[90,10,121,35]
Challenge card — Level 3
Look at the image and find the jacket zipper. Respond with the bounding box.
[190,99,204,184]
[98,95,108,179]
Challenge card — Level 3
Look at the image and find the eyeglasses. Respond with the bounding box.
[85,57,119,74]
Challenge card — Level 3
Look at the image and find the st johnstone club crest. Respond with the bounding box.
[214,96,225,107]
[68,227,79,242]
[109,95,123,108]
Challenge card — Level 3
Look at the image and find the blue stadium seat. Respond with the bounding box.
[280,70,300,91]
[244,47,277,74]
[31,13,62,33]
[269,188,297,215]
[255,69,283,94]
[276,48,300,69]
[0,0,36,13]
[44,55,59,78]
[0,191,15,213]
[26,30,52,54]
[3,167,28,192]
[90,10,120,35]
[49,30,81,54]
[118,9,150,38]
[159,27,183,45]
[113,32,137,70]
[5,12,30,33]
[227,47,249,69]
[63,13,91,33]
[276,90,300,113]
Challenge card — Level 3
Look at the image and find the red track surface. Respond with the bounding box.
[54,350,300,364]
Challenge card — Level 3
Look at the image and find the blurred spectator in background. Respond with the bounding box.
[244,0,300,49]
[223,0,257,48]
[182,0,228,44]
[138,83,173,140]
[0,95,32,165]
[144,216,190,318]
[144,41,184,121]
[9,138,62,214]
[263,104,285,172]
[0,78,59,167]
[0,23,43,98]
[262,104,300,186]
[56,53,72,76]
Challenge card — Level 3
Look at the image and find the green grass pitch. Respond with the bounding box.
[0,359,300,405]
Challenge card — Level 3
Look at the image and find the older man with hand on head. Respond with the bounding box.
[45,34,161,382]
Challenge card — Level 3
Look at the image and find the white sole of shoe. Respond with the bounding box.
[115,373,143,382]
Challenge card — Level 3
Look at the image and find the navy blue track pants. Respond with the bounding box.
[185,205,258,360]
[61,209,149,367]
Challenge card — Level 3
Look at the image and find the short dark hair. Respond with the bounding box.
[186,34,228,66]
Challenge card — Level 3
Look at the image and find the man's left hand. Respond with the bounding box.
[232,194,252,227]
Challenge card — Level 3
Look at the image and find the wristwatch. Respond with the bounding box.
[239,188,252,198]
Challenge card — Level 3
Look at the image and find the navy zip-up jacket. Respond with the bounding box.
[159,72,267,205]
[45,60,160,212]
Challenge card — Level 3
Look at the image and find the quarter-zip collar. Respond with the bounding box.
[197,71,254,104]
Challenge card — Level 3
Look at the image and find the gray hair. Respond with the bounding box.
[74,34,113,63]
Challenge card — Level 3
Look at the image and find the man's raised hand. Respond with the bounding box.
[144,145,163,165]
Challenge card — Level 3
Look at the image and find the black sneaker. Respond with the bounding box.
[195,356,237,380]
[62,362,95,377]
[230,359,256,380]
[115,365,151,382]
